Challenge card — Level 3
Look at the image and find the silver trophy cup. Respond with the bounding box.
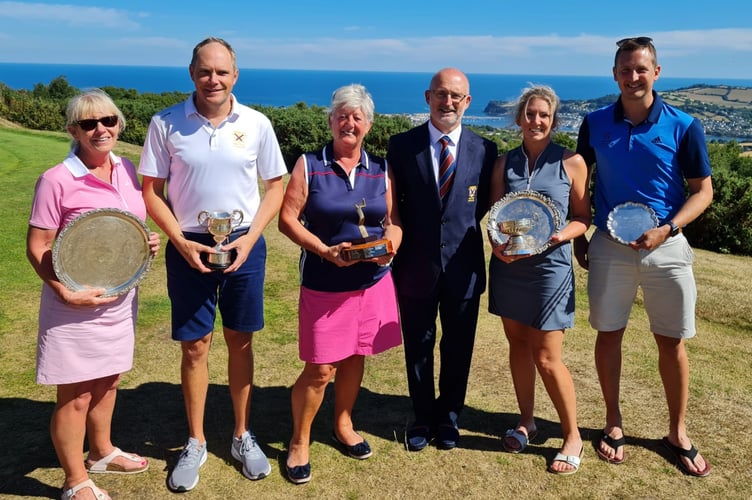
[499,218,534,256]
[197,209,244,269]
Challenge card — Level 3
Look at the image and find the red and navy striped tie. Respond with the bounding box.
[438,135,456,202]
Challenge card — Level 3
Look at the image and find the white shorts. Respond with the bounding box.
[587,230,697,339]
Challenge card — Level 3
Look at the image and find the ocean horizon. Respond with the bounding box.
[3,62,752,129]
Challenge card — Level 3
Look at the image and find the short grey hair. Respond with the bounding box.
[328,84,374,123]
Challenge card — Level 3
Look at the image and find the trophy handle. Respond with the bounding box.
[197,210,210,226]
[230,209,244,229]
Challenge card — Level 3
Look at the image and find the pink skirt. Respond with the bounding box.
[298,271,402,363]
[36,284,137,385]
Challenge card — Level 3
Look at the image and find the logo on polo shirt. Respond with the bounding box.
[599,132,619,148]
[651,136,662,145]
[233,130,247,148]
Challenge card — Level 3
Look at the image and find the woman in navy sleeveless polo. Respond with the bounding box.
[278,84,402,484]
[488,86,591,474]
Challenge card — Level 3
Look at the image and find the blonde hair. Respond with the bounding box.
[514,85,560,130]
[66,88,125,128]
[66,88,126,146]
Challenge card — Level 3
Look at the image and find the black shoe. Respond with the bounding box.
[285,462,311,484]
[331,432,373,460]
[436,424,459,450]
[406,425,432,451]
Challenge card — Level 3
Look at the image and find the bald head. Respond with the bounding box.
[425,67,472,133]
[429,68,469,93]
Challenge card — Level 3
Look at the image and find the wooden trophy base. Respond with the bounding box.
[341,239,393,262]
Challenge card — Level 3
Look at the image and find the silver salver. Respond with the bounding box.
[52,208,153,297]
[487,190,562,255]
[607,202,659,244]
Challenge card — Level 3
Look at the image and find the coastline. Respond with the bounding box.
[3,62,751,139]
[4,62,752,117]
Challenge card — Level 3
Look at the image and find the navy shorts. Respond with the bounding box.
[165,231,266,341]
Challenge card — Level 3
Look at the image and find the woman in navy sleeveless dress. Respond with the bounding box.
[488,86,591,474]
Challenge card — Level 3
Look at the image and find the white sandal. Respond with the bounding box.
[548,447,584,475]
[85,447,149,474]
[61,479,111,500]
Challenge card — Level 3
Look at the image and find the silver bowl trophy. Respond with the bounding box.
[341,198,393,262]
[198,209,244,269]
[499,217,535,255]
[487,190,562,256]
[606,202,659,244]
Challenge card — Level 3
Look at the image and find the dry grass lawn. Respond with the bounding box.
[1,126,751,499]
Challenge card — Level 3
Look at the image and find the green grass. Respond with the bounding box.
[1,126,751,499]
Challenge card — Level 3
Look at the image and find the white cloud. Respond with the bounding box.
[656,28,752,52]
[2,25,751,78]
[221,29,752,76]
[0,1,140,29]
[117,37,187,49]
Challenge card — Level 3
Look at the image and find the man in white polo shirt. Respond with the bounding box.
[139,37,287,492]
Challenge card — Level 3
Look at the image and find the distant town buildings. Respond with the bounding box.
[476,86,752,141]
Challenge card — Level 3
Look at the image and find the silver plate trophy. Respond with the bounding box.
[197,209,244,269]
[487,190,562,255]
[607,202,659,244]
[52,208,153,297]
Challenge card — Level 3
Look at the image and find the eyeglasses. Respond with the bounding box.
[616,36,653,48]
[76,115,118,131]
[430,90,467,104]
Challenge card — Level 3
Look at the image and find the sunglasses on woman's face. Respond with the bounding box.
[76,115,118,131]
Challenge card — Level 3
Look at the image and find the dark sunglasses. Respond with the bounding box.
[76,115,118,131]
[616,36,653,47]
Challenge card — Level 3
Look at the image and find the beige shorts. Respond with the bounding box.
[587,230,697,339]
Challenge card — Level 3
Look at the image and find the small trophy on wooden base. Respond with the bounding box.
[341,198,393,262]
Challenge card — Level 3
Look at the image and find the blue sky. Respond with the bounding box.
[1,0,751,78]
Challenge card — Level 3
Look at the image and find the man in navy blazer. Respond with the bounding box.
[387,68,498,451]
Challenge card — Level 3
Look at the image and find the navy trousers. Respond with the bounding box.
[398,276,480,428]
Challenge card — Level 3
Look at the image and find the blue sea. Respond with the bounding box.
[3,62,752,128]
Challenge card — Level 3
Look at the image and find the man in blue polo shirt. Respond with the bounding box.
[575,37,712,477]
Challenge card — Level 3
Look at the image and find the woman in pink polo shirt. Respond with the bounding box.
[26,89,159,500]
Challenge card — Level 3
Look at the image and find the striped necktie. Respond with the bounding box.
[438,135,456,202]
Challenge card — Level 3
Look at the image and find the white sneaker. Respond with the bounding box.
[168,438,207,492]
[231,431,271,480]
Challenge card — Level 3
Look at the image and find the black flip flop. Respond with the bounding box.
[596,430,626,464]
[661,436,711,477]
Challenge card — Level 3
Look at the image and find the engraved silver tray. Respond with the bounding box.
[52,208,153,297]
[607,202,659,244]
[487,190,562,255]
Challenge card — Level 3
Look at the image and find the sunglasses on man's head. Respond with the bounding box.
[616,36,653,47]
[76,115,118,131]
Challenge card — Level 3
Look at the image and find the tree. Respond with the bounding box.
[47,76,77,100]
[685,141,752,254]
